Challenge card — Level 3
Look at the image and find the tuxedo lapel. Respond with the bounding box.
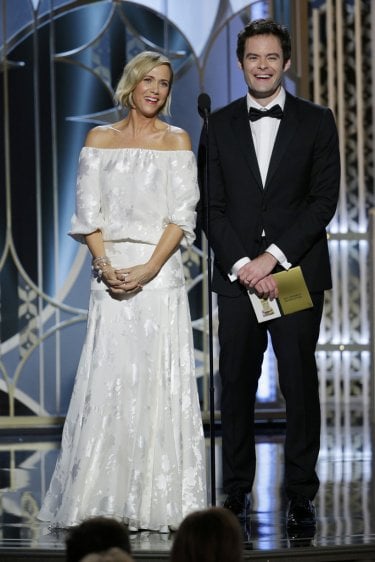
[264,94,299,189]
[231,98,263,190]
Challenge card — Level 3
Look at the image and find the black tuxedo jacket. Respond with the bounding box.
[200,91,340,297]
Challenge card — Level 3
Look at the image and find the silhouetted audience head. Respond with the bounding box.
[65,516,131,562]
[170,507,244,562]
[80,548,134,562]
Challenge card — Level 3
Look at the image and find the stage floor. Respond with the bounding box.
[0,406,374,561]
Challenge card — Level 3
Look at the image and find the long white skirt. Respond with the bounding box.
[38,241,207,530]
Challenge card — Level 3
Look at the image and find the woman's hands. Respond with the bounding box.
[100,266,126,295]
[103,262,159,299]
[89,223,182,300]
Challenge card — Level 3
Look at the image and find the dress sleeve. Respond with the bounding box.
[69,148,104,243]
[166,151,200,247]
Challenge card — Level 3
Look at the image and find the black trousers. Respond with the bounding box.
[218,290,324,500]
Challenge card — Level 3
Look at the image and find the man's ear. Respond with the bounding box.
[284,58,291,72]
[237,60,243,70]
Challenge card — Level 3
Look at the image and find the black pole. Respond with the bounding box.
[197,93,216,506]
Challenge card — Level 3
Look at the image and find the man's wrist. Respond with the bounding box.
[228,256,251,282]
[265,244,291,270]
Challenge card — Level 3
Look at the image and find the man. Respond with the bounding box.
[199,19,340,528]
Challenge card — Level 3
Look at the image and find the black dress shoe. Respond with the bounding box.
[287,525,316,547]
[287,497,316,528]
[223,491,251,521]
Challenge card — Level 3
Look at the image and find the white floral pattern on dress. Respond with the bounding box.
[69,147,199,247]
[38,148,206,530]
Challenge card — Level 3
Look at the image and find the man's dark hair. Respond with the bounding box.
[236,18,291,65]
[65,517,131,562]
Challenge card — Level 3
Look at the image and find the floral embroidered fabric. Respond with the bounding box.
[38,148,207,530]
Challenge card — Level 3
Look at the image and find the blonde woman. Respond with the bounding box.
[38,51,206,532]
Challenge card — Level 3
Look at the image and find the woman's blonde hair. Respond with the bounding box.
[114,51,173,116]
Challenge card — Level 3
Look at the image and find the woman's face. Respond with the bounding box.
[132,63,171,116]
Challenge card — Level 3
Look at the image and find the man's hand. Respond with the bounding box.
[237,252,279,299]
[253,275,279,300]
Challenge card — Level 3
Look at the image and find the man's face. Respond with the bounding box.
[239,34,291,106]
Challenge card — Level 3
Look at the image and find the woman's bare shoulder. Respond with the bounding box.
[84,124,123,148]
[163,125,192,150]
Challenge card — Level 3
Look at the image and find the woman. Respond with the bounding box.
[38,51,206,532]
[170,507,244,562]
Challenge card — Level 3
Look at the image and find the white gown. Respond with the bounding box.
[38,147,207,530]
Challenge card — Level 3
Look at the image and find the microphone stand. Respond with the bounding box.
[198,95,216,507]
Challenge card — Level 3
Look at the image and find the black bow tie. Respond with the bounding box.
[248,104,284,121]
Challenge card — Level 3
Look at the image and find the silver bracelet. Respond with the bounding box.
[92,256,112,281]
[92,255,111,268]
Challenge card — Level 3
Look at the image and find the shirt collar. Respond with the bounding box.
[247,87,286,111]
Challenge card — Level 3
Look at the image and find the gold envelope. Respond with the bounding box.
[273,266,313,315]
